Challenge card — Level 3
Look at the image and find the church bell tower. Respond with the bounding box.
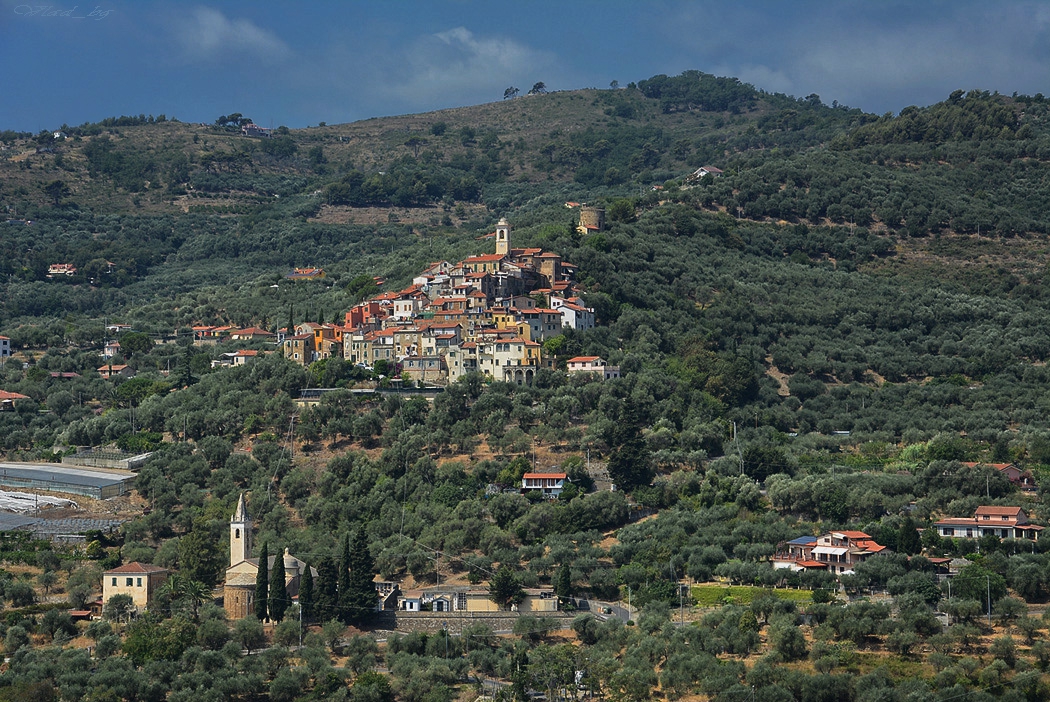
[495,217,511,256]
[230,492,252,567]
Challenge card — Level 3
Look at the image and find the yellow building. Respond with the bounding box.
[102,562,168,611]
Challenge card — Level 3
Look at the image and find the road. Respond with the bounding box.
[574,598,632,623]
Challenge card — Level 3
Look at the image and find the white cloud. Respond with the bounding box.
[375,26,557,107]
[173,6,291,62]
[658,0,1050,113]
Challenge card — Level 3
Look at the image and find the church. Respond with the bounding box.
[223,493,315,620]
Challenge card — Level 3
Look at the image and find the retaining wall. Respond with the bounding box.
[376,610,575,635]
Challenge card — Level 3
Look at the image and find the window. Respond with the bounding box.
[126,577,133,586]
[137,578,142,587]
[112,577,117,586]
[236,529,240,538]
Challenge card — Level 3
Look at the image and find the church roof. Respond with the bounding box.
[232,492,249,523]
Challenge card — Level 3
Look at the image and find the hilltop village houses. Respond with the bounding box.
[278,219,599,385]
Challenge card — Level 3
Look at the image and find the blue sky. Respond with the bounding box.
[2,0,1048,132]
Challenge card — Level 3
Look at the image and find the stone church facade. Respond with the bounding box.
[223,493,314,620]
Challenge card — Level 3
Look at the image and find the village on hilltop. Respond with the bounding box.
[191,215,619,385]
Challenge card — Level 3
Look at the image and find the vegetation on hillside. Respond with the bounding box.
[4,71,1050,699]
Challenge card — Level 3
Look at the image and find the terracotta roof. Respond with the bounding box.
[975,506,1025,516]
[567,356,601,363]
[104,562,167,574]
[523,472,567,480]
[853,540,886,553]
[833,530,871,540]
[934,517,981,527]
[0,390,29,401]
[796,560,827,568]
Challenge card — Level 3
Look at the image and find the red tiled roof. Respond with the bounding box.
[523,472,567,480]
[104,562,167,574]
[975,506,1024,516]
[834,530,871,540]
[0,390,29,401]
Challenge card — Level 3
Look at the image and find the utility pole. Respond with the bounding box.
[987,575,992,624]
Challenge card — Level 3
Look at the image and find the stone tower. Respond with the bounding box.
[230,492,252,567]
[495,217,511,256]
[578,206,605,233]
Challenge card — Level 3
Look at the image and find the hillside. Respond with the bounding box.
[3,71,1050,701]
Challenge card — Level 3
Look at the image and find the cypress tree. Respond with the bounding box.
[254,542,269,621]
[898,516,922,555]
[346,528,377,625]
[300,562,314,621]
[315,556,337,621]
[269,549,289,622]
[554,563,572,599]
[338,533,353,623]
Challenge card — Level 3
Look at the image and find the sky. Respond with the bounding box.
[1,0,1049,132]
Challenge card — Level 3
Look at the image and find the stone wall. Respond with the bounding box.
[375,610,575,635]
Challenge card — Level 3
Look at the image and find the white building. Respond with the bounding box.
[522,472,567,498]
[566,356,620,380]
[551,296,596,331]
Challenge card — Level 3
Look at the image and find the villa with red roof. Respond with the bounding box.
[961,462,1037,492]
[0,389,29,411]
[522,472,568,498]
[772,530,887,575]
[934,506,1042,541]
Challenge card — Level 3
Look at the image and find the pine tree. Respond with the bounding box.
[269,549,289,622]
[300,562,314,621]
[254,542,269,621]
[489,565,525,610]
